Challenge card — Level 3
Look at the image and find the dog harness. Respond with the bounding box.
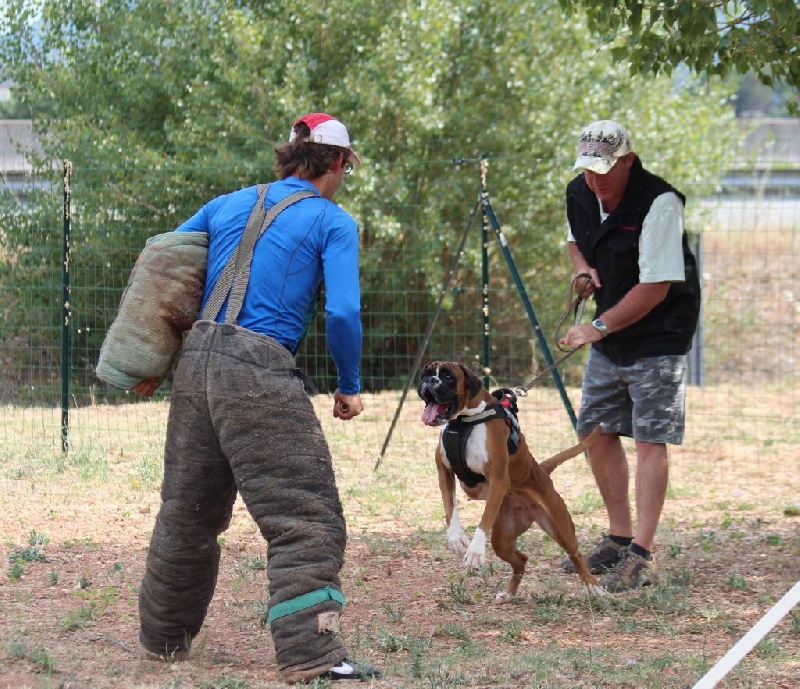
[441,388,522,488]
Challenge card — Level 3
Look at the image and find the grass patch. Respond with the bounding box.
[7,640,55,675]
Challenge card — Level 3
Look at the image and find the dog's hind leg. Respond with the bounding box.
[490,496,534,604]
[524,480,603,596]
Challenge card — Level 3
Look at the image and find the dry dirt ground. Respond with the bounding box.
[1,386,799,689]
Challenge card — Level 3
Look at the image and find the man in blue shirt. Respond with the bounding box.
[137,113,379,682]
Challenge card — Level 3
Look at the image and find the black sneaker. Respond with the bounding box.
[320,658,382,681]
[600,548,657,592]
[561,534,628,575]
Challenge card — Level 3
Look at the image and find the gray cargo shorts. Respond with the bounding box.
[576,348,688,445]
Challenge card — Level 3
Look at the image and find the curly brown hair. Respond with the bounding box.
[273,121,349,180]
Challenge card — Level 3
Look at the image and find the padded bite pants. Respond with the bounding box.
[138,320,348,675]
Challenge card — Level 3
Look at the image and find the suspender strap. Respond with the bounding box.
[201,184,316,323]
[201,184,269,322]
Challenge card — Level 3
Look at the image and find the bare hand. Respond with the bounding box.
[333,390,363,420]
[131,378,160,398]
[575,270,601,296]
[559,325,600,349]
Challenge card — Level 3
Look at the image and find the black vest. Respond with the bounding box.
[566,157,701,365]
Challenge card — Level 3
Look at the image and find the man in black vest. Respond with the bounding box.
[559,120,700,592]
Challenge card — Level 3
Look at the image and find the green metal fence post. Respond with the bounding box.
[61,160,72,453]
[480,160,491,387]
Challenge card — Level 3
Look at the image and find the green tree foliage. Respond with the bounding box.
[0,0,735,393]
[559,0,799,109]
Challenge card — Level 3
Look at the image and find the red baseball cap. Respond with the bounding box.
[289,113,361,163]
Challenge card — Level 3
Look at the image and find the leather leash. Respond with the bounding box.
[514,273,594,397]
[554,273,594,352]
[513,345,584,397]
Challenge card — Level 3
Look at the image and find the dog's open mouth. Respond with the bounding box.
[421,401,451,426]
[418,375,457,426]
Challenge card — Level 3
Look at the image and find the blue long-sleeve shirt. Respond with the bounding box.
[175,177,362,393]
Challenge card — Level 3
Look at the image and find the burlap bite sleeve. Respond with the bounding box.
[96,231,208,389]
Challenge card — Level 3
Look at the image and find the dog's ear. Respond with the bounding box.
[462,365,484,399]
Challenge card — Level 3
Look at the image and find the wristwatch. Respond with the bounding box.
[591,318,609,337]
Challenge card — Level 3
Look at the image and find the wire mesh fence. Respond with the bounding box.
[1,150,798,472]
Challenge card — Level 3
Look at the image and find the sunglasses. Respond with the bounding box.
[343,158,354,175]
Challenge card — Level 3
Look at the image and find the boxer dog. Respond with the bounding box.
[418,361,603,603]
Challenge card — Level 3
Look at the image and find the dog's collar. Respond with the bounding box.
[453,389,520,432]
[452,405,505,425]
[449,401,519,448]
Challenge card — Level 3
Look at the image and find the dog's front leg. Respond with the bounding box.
[446,505,469,557]
[462,477,508,569]
[463,433,511,570]
[436,447,469,556]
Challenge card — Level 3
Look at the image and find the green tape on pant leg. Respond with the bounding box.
[268,586,345,627]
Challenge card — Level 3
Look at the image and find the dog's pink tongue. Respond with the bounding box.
[422,402,445,425]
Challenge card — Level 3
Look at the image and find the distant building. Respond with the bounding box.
[0,80,12,102]
[0,119,48,197]
[723,117,800,195]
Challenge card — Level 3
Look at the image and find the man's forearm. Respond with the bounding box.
[600,282,670,333]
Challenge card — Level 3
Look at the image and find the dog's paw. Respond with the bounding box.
[492,592,514,605]
[449,538,468,557]
[462,528,487,569]
[462,549,486,570]
[584,582,606,597]
[446,529,469,556]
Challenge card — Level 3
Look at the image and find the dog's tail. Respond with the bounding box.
[539,426,602,475]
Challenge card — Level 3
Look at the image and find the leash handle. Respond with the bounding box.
[554,272,595,353]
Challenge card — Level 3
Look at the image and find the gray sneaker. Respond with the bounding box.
[561,534,628,575]
[600,548,657,592]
